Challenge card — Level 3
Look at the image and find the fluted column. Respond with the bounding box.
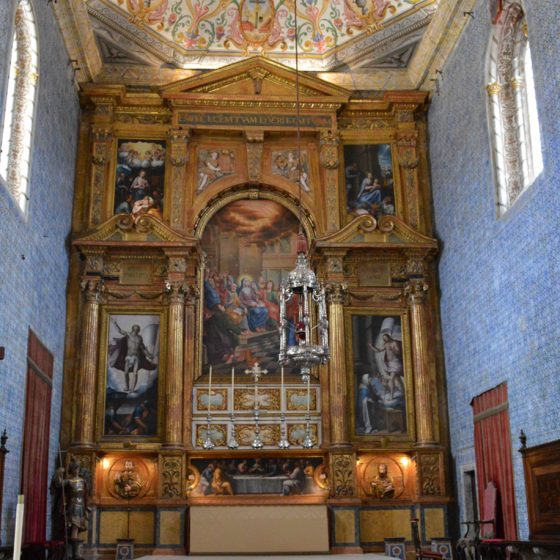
[326,282,349,448]
[74,279,104,447]
[163,280,186,449]
[405,272,437,446]
[183,284,199,448]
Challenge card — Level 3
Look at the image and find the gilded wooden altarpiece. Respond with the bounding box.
[64,57,450,555]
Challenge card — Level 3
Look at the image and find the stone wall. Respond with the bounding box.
[428,0,560,539]
[0,0,79,544]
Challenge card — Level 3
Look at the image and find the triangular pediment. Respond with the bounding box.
[73,214,197,248]
[161,57,351,102]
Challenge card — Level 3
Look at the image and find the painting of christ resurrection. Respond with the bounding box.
[103,313,160,437]
[201,199,301,377]
[350,314,408,437]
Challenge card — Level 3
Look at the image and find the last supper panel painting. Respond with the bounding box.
[201,199,301,376]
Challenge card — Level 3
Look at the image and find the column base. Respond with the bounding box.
[414,440,438,448]
[161,443,185,451]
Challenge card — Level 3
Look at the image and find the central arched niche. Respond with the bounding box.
[200,196,305,378]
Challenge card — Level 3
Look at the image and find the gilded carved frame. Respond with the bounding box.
[344,307,416,444]
[95,305,168,444]
[192,186,317,382]
[106,131,170,224]
[339,136,402,228]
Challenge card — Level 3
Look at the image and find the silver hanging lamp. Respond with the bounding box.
[278,2,329,383]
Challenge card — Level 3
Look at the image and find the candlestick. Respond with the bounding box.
[202,365,214,449]
[231,366,235,409]
[245,363,267,449]
[278,366,290,449]
[207,365,212,414]
[228,367,239,449]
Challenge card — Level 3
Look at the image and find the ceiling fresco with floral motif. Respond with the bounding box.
[52,0,476,88]
[100,0,434,63]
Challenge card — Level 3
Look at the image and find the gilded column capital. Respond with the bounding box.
[165,281,187,305]
[90,126,113,144]
[325,282,348,305]
[403,279,429,304]
[168,127,191,167]
[184,285,200,306]
[80,279,105,303]
[167,127,191,142]
[396,130,418,149]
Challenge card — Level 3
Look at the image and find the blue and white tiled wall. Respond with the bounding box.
[0,0,79,544]
[428,0,560,540]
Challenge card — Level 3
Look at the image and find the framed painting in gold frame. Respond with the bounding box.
[112,139,166,219]
[96,307,166,442]
[345,309,415,442]
[342,143,398,224]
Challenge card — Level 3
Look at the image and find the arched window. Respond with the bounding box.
[487,1,543,216]
[0,0,38,213]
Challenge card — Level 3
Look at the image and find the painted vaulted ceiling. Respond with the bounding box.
[52,0,476,89]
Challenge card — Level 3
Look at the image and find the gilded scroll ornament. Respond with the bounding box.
[331,454,356,497]
[245,131,264,183]
[319,130,340,170]
[419,453,441,496]
[162,457,182,498]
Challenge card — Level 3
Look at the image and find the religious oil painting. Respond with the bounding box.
[349,313,411,438]
[201,198,301,377]
[271,150,311,192]
[344,144,395,220]
[114,140,166,219]
[197,148,236,193]
[187,456,328,497]
[103,313,161,437]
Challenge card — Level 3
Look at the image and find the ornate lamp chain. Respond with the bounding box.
[294,0,303,234]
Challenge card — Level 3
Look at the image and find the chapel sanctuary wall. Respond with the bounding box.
[61,59,451,556]
[0,0,80,545]
[428,0,560,540]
